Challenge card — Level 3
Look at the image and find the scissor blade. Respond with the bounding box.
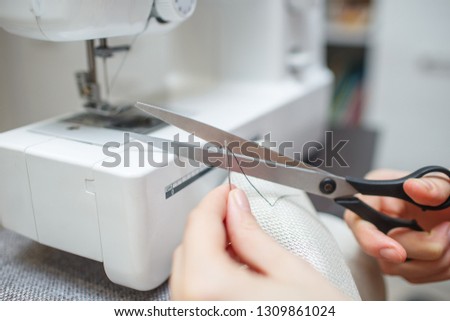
[135,101,312,169]
[136,102,251,149]
[130,133,357,199]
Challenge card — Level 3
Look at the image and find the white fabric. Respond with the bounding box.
[319,213,385,300]
[229,172,361,300]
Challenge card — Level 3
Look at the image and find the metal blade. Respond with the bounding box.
[135,101,317,170]
[130,133,357,199]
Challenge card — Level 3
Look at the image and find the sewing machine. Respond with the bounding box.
[0,0,332,290]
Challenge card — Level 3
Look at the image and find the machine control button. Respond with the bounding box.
[155,0,196,22]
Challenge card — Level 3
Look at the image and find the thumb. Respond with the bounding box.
[404,175,450,207]
[225,189,308,278]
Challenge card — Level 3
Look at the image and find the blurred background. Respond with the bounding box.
[324,0,450,300]
[0,0,449,300]
[325,0,449,171]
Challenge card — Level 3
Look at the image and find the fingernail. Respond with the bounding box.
[230,189,251,213]
[379,248,402,262]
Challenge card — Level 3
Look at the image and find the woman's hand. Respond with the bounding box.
[345,169,450,283]
[170,185,349,300]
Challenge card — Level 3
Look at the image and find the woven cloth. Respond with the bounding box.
[230,173,360,300]
[0,173,360,300]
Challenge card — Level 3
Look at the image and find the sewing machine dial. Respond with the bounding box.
[155,0,196,22]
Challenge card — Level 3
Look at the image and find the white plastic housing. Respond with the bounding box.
[0,0,154,41]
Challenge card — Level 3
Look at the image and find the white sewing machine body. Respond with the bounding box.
[0,0,332,290]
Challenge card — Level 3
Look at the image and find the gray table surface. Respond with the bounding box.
[0,226,169,301]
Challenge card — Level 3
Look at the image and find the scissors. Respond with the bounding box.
[133,102,450,234]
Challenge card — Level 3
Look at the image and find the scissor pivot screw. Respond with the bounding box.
[320,178,336,194]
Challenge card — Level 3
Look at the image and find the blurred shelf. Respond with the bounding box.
[326,22,369,47]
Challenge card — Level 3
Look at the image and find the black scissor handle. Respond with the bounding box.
[336,165,450,234]
[335,197,423,234]
[345,165,450,211]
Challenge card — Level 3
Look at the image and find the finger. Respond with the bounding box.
[365,169,450,216]
[388,222,450,260]
[174,185,246,300]
[169,245,184,300]
[402,265,450,284]
[404,174,450,207]
[344,211,407,263]
[226,188,309,279]
[379,247,450,282]
[183,184,231,264]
